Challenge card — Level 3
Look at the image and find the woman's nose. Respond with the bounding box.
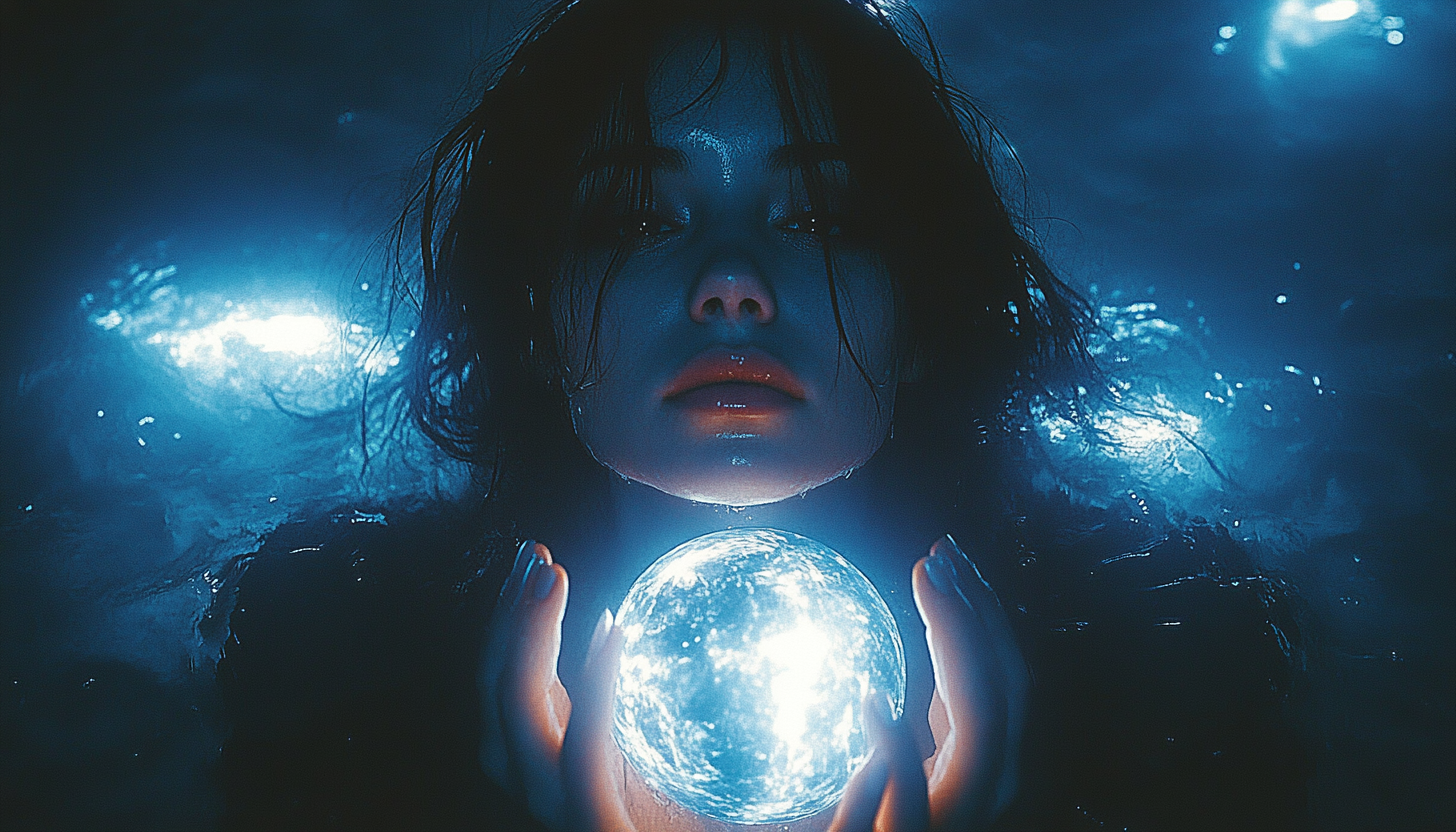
[689,266,777,326]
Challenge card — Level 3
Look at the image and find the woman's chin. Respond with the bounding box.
[627,463,857,507]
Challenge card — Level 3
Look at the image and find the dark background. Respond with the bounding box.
[2,1,1452,828]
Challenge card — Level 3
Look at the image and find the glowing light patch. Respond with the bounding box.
[82,260,410,415]
[162,312,334,365]
[1094,395,1206,464]
[613,528,905,825]
[1038,391,1210,486]
[1311,0,1358,22]
[1263,0,1394,72]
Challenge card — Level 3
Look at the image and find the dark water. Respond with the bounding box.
[1,2,1451,828]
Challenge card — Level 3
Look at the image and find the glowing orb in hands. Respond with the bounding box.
[612,528,905,825]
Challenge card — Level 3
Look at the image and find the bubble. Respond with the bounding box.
[613,528,905,825]
[1386,30,1404,45]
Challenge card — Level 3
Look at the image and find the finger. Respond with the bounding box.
[510,560,568,720]
[873,693,930,832]
[913,552,998,741]
[502,540,551,616]
[480,541,552,786]
[506,557,572,824]
[561,609,633,832]
[934,536,1029,703]
[829,749,889,832]
[830,691,894,832]
[933,536,1029,814]
[913,553,1006,828]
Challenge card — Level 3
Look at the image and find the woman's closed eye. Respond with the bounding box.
[578,208,684,246]
[775,210,844,237]
[622,210,682,239]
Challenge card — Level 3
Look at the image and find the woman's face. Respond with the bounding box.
[554,31,901,507]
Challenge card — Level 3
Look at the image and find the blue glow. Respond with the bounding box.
[1263,0,1396,73]
[1312,1,1359,22]
[83,262,405,414]
[612,528,905,825]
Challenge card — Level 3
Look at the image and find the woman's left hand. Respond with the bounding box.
[912,535,1029,830]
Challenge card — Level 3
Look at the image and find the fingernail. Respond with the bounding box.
[943,534,992,592]
[515,540,539,575]
[499,541,537,607]
[587,608,615,659]
[530,558,556,599]
[865,689,894,736]
[926,548,958,594]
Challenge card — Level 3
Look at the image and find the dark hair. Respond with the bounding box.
[400,0,1095,505]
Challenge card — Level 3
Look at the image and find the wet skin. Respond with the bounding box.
[481,29,1026,832]
[554,30,901,507]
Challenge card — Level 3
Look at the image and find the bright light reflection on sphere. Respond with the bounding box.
[613,528,905,825]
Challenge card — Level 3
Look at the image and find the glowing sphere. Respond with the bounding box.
[613,528,905,825]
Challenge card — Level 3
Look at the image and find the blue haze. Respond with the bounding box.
[0,2,1450,828]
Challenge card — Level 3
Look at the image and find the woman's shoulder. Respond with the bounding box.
[216,506,511,710]
[213,504,537,830]
[992,492,1310,830]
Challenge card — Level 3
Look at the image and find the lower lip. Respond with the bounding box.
[667,383,799,433]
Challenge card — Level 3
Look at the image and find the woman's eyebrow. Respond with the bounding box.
[577,144,688,177]
[768,141,846,170]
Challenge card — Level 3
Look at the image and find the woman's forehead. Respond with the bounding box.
[647,25,836,152]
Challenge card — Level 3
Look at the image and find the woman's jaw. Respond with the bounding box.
[555,26,900,507]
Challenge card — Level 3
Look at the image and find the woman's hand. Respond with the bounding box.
[833,535,1028,831]
[478,541,648,831]
[478,541,576,828]
[913,535,1029,830]
[478,536,1026,832]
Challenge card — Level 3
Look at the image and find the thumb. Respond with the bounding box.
[561,609,633,832]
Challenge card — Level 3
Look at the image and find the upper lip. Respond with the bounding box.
[660,347,808,401]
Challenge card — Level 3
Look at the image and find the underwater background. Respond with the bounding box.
[1,1,1451,828]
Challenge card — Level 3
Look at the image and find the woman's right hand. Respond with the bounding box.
[479,541,577,828]
[478,540,643,831]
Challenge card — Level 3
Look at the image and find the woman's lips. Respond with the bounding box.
[661,348,806,434]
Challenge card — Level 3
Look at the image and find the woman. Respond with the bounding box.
[218,1,1307,829]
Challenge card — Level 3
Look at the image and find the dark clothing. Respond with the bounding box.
[214,508,544,832]
[215,501,1308,831]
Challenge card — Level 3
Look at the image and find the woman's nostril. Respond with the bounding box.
[690,271,776,324]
